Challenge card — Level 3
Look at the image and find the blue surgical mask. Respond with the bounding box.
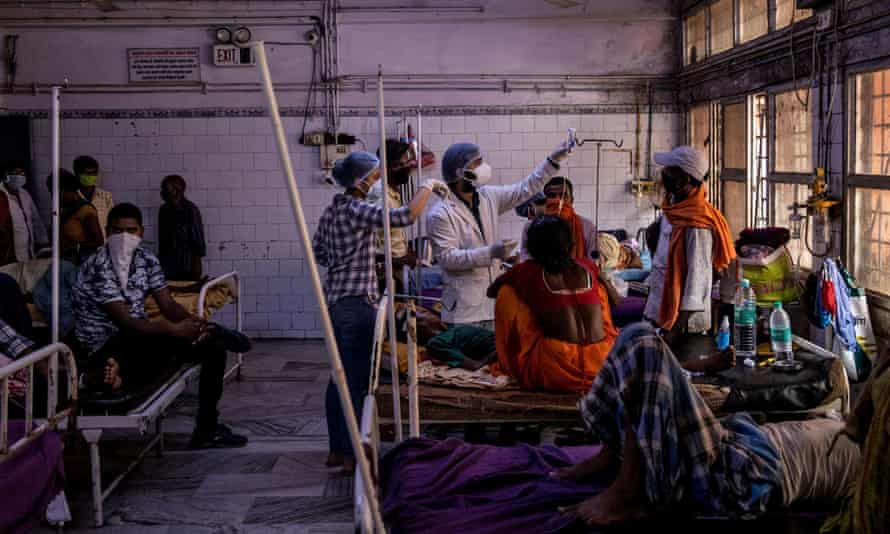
[4,174,26,191]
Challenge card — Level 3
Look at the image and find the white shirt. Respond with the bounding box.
[427,158,560,325]
[644,215,713,333]
[0,184,48,262]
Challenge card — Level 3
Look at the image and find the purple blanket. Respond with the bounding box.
[381,438,608,534]
[0,421,66,534]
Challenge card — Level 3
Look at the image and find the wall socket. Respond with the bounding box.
[320,144,353,170]
[303,131,326,146]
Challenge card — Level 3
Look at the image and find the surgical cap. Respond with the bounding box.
[441,142,481,183]
[332,151,379,189]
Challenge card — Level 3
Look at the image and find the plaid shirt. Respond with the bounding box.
[312,194,412,305]
[0,317,34,360]
[579,322,780,516]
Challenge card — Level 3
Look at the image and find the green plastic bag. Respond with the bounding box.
[739,246,802,306]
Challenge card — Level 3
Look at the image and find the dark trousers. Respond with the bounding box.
[90,331,227,433]
[326,296,376,457]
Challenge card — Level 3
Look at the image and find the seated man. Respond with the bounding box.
[645,146,735,347]
[555,322,861,526]
[487,216,618,393]
[72,203,250,449]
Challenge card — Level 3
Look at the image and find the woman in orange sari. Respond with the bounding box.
[488,216,618,393]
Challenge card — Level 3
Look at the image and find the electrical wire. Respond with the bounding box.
[300,45,319,143]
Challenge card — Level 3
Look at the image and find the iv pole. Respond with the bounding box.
[568,129,624,231]
[252,42,385,534]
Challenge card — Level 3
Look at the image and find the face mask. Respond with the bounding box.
[4,174,26,191]
[463,162,492,187]
[79,174,98,187]
[108,232,142,290]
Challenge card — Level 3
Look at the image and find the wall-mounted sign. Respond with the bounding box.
[213,44,255,67]
[127,48,201,83]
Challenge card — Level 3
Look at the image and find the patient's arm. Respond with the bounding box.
[102,299,202,339]
[152,286,192,323]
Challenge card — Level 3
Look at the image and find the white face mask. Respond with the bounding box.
[4,174,26,191]
[108,232,142,290]
[463,162,492,187]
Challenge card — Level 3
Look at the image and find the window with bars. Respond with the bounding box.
[850,67,890,296]
[724,102,747,171]
[710,0,734,55]
[722,180,748,238]
[772,182,813,270]
[685,9,707,65]
[853,68,890,176]
[774,89,812,174]
[752,94,769,228]
[774,0,812,30]
[739,0,768,43]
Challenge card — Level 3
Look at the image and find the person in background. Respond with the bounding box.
[72,203,251,449]
[158,175,206,281]
[427,141,572,329]
[487,216,617,393]
[644,146,735,347]
[73,155,114,239]
[519,177,596,263]
[596,232,643,271]
[368,139,419,271]
[312,151,447,474]
[49,169,104,265]
[0,160,49,266]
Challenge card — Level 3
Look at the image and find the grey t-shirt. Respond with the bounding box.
[644,215,713,333]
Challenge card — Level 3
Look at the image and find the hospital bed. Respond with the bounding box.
[0,343,78,531]
[57,271,244,527]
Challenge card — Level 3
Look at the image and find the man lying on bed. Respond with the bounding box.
[486,216,617,393]
[72,203,252,449]
[552,322,861,526]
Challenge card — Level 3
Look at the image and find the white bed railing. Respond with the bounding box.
[197,270,243,381]
[0,342,77,461]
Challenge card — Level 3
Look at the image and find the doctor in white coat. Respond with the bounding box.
[426,141,573,328]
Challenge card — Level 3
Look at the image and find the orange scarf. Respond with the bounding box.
[658,187,735,330]
[545,199,587,260]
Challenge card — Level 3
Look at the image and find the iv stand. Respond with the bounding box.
[567,129,624,231]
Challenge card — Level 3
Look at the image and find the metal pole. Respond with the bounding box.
[406,301,419,437]
[50,86,60,345]
[378,66,404,443]
[414,106,423,297]
[595,142,602,231]
[252,42,385,534]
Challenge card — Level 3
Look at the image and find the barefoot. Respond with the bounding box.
[573,484,650,526]
[550,447,616,482]
[103,358,122,391]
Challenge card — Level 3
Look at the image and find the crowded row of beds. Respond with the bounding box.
[355,228,857,533]
[0,260,242,530]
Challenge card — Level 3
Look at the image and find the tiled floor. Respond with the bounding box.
[41,340,355,533]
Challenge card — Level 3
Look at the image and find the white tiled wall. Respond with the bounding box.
[30,111,681,338]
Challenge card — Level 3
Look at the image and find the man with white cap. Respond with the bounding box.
[644,146,735,347]
[427,141,573,329]
[312,151,447,473]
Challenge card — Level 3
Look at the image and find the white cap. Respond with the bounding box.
[654,145,708,183]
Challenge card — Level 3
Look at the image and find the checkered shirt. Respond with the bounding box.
[312,194,412,305]
[579,322,781,516]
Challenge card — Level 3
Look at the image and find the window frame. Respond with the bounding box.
[846,60,890,297]
[684,4,709,66]
[720,98,750,233]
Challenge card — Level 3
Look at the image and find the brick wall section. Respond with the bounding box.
[31,112,681,338]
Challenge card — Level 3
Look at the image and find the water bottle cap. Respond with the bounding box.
[773,301,783,309]
[741,279,750,288]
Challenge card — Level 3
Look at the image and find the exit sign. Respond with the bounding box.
[213,44,254,67]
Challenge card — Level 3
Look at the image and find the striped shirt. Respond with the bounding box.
[312,193,412,305]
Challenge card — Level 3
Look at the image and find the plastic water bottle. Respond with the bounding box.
[734,279,757,359]
[716,316,730,351]
[770,301,793,363]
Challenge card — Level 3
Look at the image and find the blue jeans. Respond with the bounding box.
[326,295,377,458]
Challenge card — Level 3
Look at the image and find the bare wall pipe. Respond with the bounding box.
[252,41,385,534]
[378,66,404,444]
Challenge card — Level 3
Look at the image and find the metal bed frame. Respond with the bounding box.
[0,342,79,530]
[61,271,243,527]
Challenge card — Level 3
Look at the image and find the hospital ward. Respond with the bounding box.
[1,1,889,533]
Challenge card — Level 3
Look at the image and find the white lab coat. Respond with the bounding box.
[0,183,48,262]
[426,158,560,324]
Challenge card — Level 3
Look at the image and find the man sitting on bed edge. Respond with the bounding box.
[71,203,252,449]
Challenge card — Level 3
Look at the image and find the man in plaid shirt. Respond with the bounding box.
[313,151,447,473]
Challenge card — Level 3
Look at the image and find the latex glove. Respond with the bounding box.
[548,140,573,163]
[420,178,450,197]
[489,239,518,260]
